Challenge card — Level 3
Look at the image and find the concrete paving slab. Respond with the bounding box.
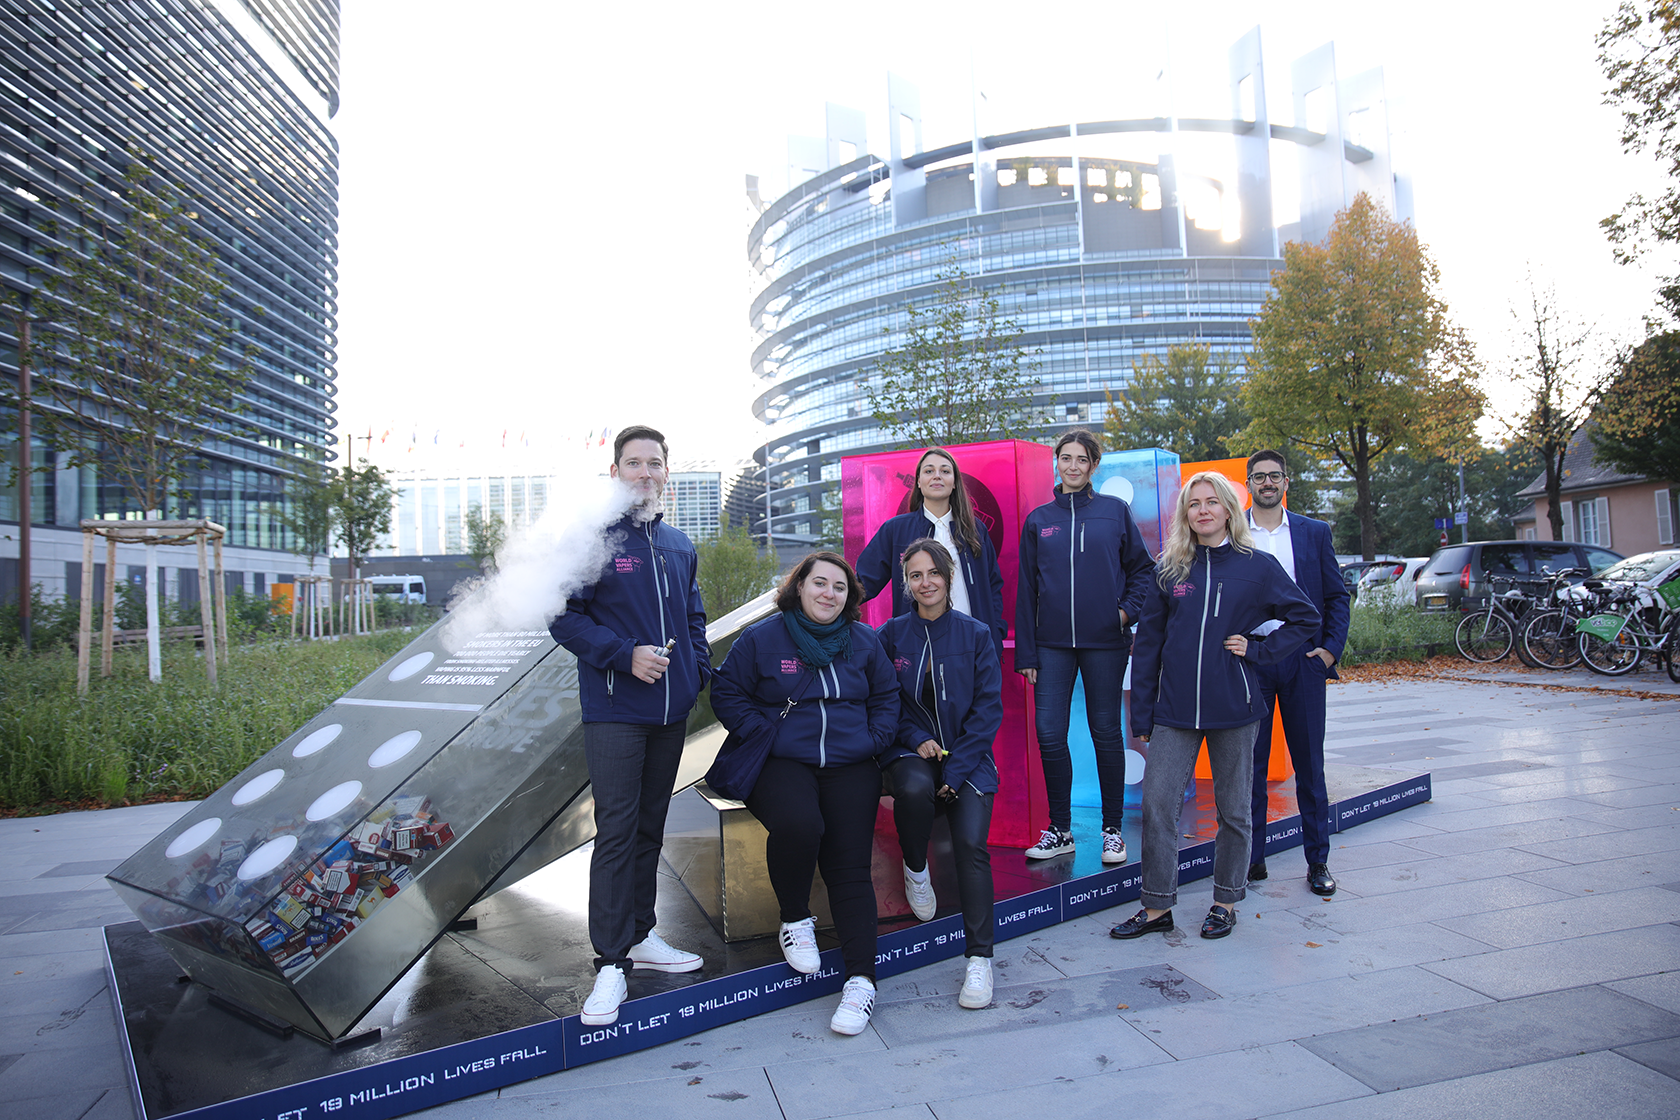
[1269,1049,1680,1120]
[1618,1037,1680,1082]
[1567,802,1680,830]
[1294,875,1570,936]
[1435,885,1680,948]
[1569,783,1680,810]
[489,1068,784,1118]
[1399,814,1621,858]
[1310,847,1564,899]
[1511,823,1680,865]
[1422,922,1680,999]
[765,1013,1171,1120]
[1115,965,1490,1061]
[1317,841,1448,872]
[1605,971,1680,1015]
[924,1042,1369,1120]
[0,1087,114,1120]
[1295,983,1680,1092]
[1514,849,1680,896]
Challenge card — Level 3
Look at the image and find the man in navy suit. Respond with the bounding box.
[1243,449,1350,896]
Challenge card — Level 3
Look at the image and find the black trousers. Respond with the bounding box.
[882,757,996,957]
[746,755,881,981]
[583,719,687,972]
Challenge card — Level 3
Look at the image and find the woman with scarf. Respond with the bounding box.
[855,447,1006,658]
[710,551,900,1035]
[876,538,1003,1010]
[1109,472,1319,942]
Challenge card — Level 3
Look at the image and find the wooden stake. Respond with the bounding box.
[102,536,116,677]
[196,531,217,687]
[77,529,94,695]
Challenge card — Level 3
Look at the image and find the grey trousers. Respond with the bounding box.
[584,719,687,972]
[1139,722,1259,911]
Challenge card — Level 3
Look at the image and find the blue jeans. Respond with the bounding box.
[1032,645,1128,831]
[584,720,687,972]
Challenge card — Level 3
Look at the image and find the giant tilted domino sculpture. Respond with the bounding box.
[106,594,768,1041]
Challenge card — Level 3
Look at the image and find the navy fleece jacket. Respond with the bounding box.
[854,511,1007,657]
[1015,486,1156,668]
[1130,541,1321,736]
[709,616,900,769]
[548,512,710,726]
[875,608,1003,795]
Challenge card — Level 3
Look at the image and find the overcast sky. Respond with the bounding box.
[330,0,1671,477]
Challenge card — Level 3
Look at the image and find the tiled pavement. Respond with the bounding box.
[3,667,1677,1120]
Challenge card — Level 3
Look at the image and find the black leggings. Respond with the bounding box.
[746,755,881,981]
[882,756,996,957]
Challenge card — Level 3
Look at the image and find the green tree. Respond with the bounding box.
[280,460,335,568]
[1499,280,1607,541]
[334,457,396,592]
[1237,193,1484,560]
[871,249,1050,448]
[1599,1,1680,315]
[1103,343,1249,461]
[465,504,507,572]
[1592,329,1680,481]
[1329,445,1543,558]
[22,151,253,680]
[696,520,779,620]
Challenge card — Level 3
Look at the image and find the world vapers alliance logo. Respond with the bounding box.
[614,555,644,575]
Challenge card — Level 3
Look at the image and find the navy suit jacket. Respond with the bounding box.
[1278,512,1351,677]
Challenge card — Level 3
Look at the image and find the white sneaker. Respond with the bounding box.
[778,916,820,973]
[903,862,936,921]
[1101,827,1128,865]
[1024,828,1074,859]
[830,975,876,1035]
[628,930,703,973]
[581,964,626,1026]
[958,956,993,1009]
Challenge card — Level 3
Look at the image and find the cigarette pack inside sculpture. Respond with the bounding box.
[105,622,595,1040]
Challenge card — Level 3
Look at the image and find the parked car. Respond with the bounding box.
[1356,557,1429,608]
[1339,558,1400,602]
[1414,540,1624,612]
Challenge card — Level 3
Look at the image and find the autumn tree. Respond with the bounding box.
[1103,343,1248,461]
[333,458,396,632]
[465,504,508,572]
[1499,279,1608,541]
[871,249,1051,448]
[1237,193,1483,559]
[280,460,335,570]
[1592,329,1680,480]
[1599,1,1680,315]
[1328,445,1542,559]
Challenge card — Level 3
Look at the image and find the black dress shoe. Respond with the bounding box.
[1200,906,1237,939]
[1248,860,1268,882]
[1307,863,1337,896]
[1110,909,1173,939]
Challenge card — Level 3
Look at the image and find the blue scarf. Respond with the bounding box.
[781,609,852,668]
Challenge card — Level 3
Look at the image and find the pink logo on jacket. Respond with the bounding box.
[614,556,643,574]
[893,656,912,672]
[780,659,800,674]
[1040,526,1060,538]
[1171,581,1196,598]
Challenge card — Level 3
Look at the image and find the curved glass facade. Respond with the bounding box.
[747,35,1407,544]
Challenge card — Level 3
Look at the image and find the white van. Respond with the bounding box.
[369,575,427,604]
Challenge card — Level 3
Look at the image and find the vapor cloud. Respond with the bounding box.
[441,476,633,650]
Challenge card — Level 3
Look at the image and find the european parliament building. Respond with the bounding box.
[749,29,1409,544]
[0,0,339,601]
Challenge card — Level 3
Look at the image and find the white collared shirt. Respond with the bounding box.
[928,509,972,617]
[1247,510,1295,636]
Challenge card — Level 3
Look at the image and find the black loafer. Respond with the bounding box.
[1248,860,1268,882]
[1110,909,1173,939]
[1308,863,1337,896]
[1200,906,1237,939]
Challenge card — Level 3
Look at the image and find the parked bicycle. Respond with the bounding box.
[1455,576,1548,664]
[1517,567,1595,670]
[1574,580,1680,677]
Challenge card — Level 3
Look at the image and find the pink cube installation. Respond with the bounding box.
[842,440,1053,847]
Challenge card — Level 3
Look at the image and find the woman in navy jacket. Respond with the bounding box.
[709,552,899,1036]
[1014,429,1156,863]
[875,539,1003,1011]
[1109,472,1319,943]
[855,448,1006,659]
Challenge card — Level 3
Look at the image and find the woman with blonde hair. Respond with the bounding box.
[1109,472,1319,942]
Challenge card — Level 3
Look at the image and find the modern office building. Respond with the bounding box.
[0,0,339,600]
[377,472,561,557]
[666,469,722,543]
[748,29,1409,543]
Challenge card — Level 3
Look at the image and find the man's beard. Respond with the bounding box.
[630,491,665,523]
[1251,488,1283,510]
